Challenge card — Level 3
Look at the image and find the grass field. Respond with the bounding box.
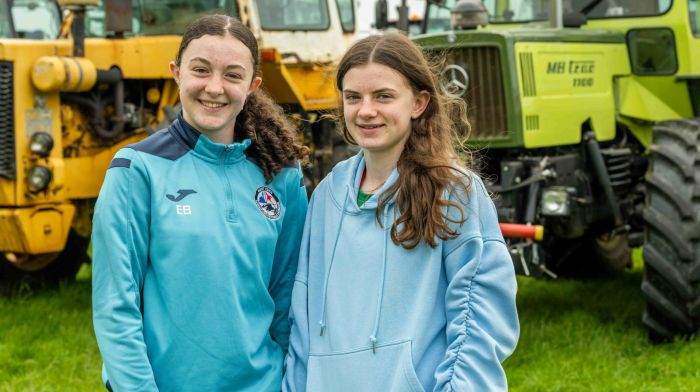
[1,264,699,391]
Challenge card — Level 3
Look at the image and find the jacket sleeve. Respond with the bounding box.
[281,191,315,392]
[268,169,309,354]
[92,149,158,391]
[433,177,520,392]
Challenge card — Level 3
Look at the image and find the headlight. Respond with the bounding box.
[27,165,52,193]
[29,132,54,157]
[540,187,572,216]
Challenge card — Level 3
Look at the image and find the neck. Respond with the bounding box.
[182,112,236,144]
[201,128,235,145]
[362,150,399,192]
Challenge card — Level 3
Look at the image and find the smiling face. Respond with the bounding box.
[342,63,429,163]
[170,34,261,144]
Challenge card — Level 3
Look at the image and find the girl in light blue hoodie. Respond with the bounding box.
[283,33,519,392]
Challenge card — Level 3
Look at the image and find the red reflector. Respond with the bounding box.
[499,223,544,241]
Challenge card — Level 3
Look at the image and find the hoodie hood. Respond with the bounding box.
[327,150,400,213]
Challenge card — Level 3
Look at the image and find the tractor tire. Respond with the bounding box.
[546,231,631,278]
[0,230,90,292]
[642,118,700,342]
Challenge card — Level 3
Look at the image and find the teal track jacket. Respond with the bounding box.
[92,117,307,391]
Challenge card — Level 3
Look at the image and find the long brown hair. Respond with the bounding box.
[336,33,472,249]
[176,14,309,182]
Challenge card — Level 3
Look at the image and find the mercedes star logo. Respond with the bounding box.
[440,64,469,98]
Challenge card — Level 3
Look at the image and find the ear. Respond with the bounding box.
[169,61,180,85]
[411,90,430,119]
[248,76,262,95]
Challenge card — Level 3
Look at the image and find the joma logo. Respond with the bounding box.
[166,189,197,202]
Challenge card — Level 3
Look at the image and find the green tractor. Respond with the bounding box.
[413,0,700,341]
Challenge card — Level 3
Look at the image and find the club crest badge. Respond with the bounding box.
[255,186,281,220]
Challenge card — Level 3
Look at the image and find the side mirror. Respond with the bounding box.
[375,0,388,30]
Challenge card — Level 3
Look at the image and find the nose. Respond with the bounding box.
[204,74,224,95]
[357,98,376,118]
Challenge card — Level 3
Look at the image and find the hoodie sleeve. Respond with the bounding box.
[91,149,158,391]
[268,168,309,354]
[282,191,316,392]
[433,177,520,392]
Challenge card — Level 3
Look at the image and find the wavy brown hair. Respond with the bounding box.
[336,33,472,249]
[176,14,309,182]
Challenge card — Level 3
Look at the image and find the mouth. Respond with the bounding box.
[357,124,384,130]
[198,100,227,109]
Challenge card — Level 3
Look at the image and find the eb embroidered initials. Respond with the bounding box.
[176,205,192,215]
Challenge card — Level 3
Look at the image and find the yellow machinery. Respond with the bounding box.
[0,0,356,282]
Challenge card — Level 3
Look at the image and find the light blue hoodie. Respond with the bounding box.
[283,152,519,392]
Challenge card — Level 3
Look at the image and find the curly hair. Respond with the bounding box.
[176,14,309,182]
[335,33,472,249]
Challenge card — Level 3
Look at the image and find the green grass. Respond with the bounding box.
[0,265,102,391]
[505,270,700,391]
[2,263,700,391]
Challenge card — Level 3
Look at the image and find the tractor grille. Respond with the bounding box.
[444,46,507,139]
[0,61,15,180]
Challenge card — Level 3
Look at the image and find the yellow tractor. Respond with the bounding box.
[0,0,355,284]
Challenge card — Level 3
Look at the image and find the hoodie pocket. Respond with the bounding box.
[307,340,424,392]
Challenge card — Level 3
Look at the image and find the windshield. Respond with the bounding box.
[2,0,61,39]
[86,0,239,37]
[692,0,698,36]
[425,0,673,31]
[256,0,330,30]
[0,1,12,38]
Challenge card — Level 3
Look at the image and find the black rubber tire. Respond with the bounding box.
[642,118,700,342]
[0,231,89,292]
[546,231,631,278]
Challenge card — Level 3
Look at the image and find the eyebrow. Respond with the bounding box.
[188,57,247,71]
[343,88,397,94]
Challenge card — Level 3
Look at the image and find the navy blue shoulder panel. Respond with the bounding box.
[128,126,194,161]
[109,157,131,169]
[128,114,200,161]
[128,117,199,160]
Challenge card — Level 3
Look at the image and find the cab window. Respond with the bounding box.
[425,0,454,33]
[9,0,61,39]
[691,0,699,36]
[86,0,239,37]
[570,0,672,19]
[257,0,330,30]
[0,1,12,38]
[336,0,354,32]
[425,0,675,32]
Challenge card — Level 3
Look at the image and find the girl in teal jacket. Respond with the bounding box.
[284,33,519,391]
[92,15,308,391]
